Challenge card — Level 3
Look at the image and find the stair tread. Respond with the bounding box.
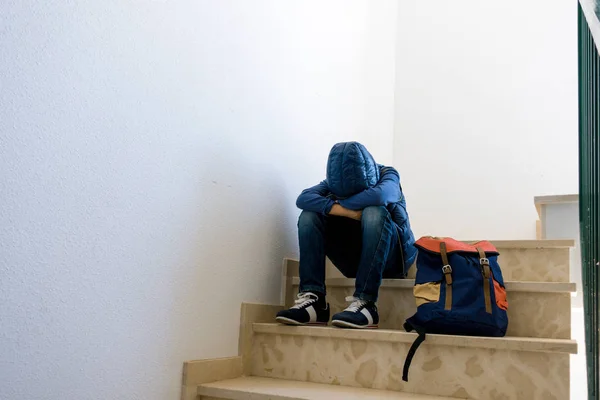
[534,194,578,205]
[290,277,576,293]
[198,376,454,400]
[466,239,575,248]
[253,323,577,354]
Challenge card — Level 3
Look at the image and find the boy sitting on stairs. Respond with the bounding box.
[276,142,417,329]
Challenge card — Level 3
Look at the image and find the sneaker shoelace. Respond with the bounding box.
[344,296,368,312]
[291,292,318,309]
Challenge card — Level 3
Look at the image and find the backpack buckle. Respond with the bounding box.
[442,265,453,274]
[480,257,490,266]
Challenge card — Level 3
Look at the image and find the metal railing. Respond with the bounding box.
[578,1,600,399]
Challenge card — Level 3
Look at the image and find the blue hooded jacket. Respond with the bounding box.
[296,142,417,274]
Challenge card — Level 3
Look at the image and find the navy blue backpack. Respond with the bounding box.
[402,237,509,381]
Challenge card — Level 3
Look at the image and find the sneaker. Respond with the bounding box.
[275,292,330,326]
[331,296,379,329]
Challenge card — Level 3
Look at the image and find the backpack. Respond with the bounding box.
[402,237,509,381]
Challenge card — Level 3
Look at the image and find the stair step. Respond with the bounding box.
[250,323,575,399]
[198,376,454,400]
[468,239,575,248]
[286,241,574,293]
[253,324,577,354]
[288,279,574,339]
[458,240,573,283]
[291,278,575,293]
[468,240,574,284]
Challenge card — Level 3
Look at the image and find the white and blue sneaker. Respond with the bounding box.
[276,292,330,326]
[331,297,379,329]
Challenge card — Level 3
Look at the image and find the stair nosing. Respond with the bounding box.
[465,239,575,248]
[198,379,301,400]
[290,277,575,293]
[198,385,299,400]
[198,376,457,400]
[534,194,579,205]
[253,323,577,354]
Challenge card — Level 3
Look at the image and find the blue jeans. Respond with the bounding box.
[298,206,403,302]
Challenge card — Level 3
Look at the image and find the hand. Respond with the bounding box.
[329,204,362,221]
[346,209,362,221]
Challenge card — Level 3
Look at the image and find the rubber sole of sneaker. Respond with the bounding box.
[275,316,328,326]
[331,319,378,329]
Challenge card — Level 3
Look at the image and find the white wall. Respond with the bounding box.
[394,0,578,239]
[0,1,397,399]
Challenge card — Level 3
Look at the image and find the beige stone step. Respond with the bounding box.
[198,376,454,400]
[285,241,573,300]
[253,323,577,354]
[493,244,572,283]
[288,278,574,339]
[293,277,575,293]
[472,239,575,248]
[409,240,574,282]
[251,323,576,400]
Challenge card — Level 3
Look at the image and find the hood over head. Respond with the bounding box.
[326,141,379,198]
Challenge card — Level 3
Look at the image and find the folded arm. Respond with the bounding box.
[338,167,401,210]
[296,181,336,214]
[296,181,362,220]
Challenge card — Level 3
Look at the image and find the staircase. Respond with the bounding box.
[183,239,578,400]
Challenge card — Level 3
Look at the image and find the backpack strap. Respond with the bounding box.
[402,321,426,382]
[440,242,453,310]
[477,247,493,314]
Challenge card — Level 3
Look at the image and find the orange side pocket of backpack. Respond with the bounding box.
[493,279,508,310]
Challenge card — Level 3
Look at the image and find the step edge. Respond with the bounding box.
[198,377,456,400]
[469,239,575,248]
[198,382,301,400]
[252,323,577,355]
[534,194,579,205]
[291,277,576,293]
[285,241,574,260]
[198,384,300,400]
